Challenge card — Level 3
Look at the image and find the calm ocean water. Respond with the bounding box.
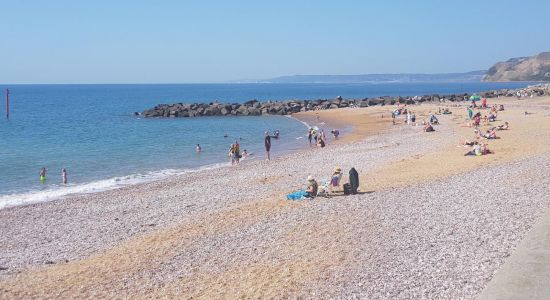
[0,82,535,208]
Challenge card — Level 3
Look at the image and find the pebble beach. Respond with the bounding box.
[1,96,550,299]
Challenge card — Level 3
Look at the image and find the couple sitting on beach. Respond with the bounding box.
[464,142,492,156]
[286,167,359,200]
[480,129,498,140]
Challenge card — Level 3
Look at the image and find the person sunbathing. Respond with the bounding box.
[497,122,509,130]
[480,143,492,155]
[483,130,497,139]
[488,113,497,122]
[464,142,482,156]
[463,139,476,146]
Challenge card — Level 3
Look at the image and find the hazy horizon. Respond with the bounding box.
[2,1,550,84]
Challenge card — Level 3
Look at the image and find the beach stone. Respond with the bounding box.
[368,98,384,106]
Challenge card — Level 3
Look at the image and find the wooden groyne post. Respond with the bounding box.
[5,88,9,119]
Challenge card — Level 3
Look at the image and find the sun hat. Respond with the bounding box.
[307,175,314,181]
[334,167,342,173]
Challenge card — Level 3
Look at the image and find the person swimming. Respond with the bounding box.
[39,167,46,182]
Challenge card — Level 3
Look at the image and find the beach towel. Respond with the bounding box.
[286,190,308,200]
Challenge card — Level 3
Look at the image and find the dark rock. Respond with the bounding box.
[368,98,384,106]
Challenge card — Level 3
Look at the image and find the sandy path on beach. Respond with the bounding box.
[1,97,549,299]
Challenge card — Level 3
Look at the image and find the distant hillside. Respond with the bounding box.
[261,71,486,84]
[483,52,550,82]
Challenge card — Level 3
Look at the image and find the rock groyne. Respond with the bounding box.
[140,84,549,118]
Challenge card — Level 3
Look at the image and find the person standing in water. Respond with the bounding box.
[61,168,68,185]
[39,167,46,182]
[264,131,271,160]
[307,128,313,145]
[196,144,202,152]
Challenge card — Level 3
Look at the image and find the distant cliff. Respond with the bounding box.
[483,52,550,82]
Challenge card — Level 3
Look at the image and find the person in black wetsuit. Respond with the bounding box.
[349,167,359,195]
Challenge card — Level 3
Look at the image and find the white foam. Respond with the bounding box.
[288,115,312,130]
[0,162,231,210]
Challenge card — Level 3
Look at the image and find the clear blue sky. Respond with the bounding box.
[2,0,549,83]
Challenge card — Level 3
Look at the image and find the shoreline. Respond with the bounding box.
[0,116,316,211]
[1,95,550,298]
[0,109,360,211]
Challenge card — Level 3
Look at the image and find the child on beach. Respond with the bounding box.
[330,168,343,191]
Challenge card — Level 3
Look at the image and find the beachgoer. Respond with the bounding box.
[330,167,343,190]
[473,115,481,128]
[497,122,509,130]
[196,144,202,152]
[429,114,439,124]
[464,142,482,156]
[229,141,240,165]
[307,128,313,145]
[331,129,340,139]
[242,149,251,158]
[61,168,67,185]
[317,136,326,148]
[467,107,473,120]
[273,130,280,139]
[480,143,491,155]
[39,167,46,182]
[349,168,359,195]
[305,176,318,198]
[423,123,435,132]
[264,131,271,160]
[411,113,416,126]
[407,111,411,125]
[224,133,228,138]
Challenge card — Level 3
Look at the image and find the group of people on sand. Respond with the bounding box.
[462,99,510,157]
[287,167,360,200]
[38,167,68,184]
[226,130,279,164]
[392,103,440,132]
[307,127,327,147]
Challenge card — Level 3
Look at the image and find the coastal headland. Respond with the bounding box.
[1,89,550,298]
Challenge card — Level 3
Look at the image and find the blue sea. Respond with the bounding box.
[0,82,536,208]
